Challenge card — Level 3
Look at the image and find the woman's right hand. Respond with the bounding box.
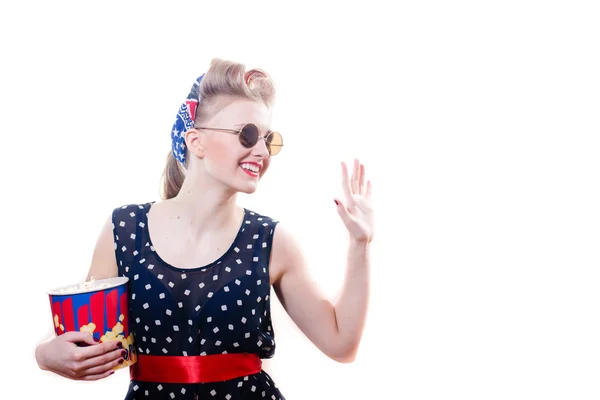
[35,331,126,381]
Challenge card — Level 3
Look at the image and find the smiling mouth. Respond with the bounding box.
[240,163,260,176]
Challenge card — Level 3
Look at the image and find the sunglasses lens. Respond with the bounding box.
[239,124,259,148]
[266,131,283,156]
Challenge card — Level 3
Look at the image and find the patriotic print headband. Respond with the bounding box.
[170,69,267,166]
[171,74,204,165]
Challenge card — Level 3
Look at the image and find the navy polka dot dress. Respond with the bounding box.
[112,203,286,400]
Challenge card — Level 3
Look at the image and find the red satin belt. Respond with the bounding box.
[130,353,262,384]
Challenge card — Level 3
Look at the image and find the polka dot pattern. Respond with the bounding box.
[112,203,285,399]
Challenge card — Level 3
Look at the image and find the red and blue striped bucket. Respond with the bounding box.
[47,277,137,369]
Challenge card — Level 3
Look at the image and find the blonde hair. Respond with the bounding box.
[160,58,276,200]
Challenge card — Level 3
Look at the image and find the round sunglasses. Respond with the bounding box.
[194,123,283,156]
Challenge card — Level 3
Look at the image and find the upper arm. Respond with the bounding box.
[85,214,118,281]
[271,224,342,359]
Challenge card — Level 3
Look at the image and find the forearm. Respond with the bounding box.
[332,238,371,359]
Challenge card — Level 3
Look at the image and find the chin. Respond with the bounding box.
[230,181,259,195]
[240,184,259,194]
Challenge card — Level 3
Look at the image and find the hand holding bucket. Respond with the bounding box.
[47,277,137,370]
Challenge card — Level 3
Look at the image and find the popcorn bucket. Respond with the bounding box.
[47,277,137,370]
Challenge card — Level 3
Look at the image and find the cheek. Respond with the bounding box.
[207,139,234,165]
[260,159,271,177]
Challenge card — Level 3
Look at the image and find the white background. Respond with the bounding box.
[1,0,599,399]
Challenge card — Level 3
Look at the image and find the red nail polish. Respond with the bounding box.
[334,200,339,205]
[118,358,124,364]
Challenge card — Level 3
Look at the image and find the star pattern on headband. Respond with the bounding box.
[171,74,205,165]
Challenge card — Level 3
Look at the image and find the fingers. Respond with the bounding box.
[341,162,352,199]
[79,339,123,359]
[69,346,125,380]
[366,180,372,200]
[81,369,116,381]
[78,347,126,372]
[63,331,99,346]
[351,159,359,193]
[346,159,366,194]
[334,198,352,225]
[358,163,365,194]
[343,159,368,197]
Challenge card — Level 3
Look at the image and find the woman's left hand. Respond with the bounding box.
[334,159,374,243]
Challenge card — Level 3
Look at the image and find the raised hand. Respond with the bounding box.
[334,159,374,243]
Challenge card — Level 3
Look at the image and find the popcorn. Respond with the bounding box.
[58,277,111,294]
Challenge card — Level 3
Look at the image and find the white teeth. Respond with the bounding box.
[240,163,259,173]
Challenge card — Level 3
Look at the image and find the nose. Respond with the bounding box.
[252,137,270,158]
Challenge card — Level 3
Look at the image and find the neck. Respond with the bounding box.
[169,168,242,238]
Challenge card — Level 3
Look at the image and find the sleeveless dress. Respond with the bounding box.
[111,202,286,400]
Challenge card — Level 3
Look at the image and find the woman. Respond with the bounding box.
[35,58,374,399]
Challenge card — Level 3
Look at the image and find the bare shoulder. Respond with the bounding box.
[85,212,118,281]
[86,202,156,281]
